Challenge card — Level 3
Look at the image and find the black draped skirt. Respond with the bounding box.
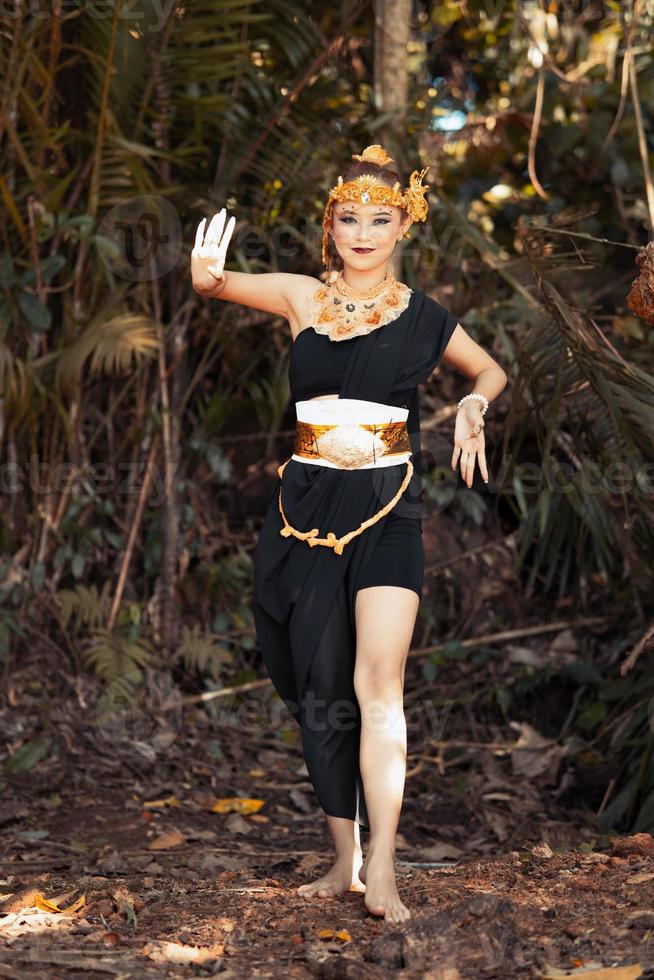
[252,290,459,830]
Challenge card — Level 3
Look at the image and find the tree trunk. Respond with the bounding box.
[374,0,411,140]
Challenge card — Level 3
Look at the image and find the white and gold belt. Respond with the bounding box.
[291,397,412,469]
[277,398,414,555]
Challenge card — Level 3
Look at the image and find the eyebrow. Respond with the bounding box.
[337,208,392,215]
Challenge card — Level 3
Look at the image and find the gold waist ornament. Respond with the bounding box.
[294,418,410,468]
[276,419,414,555]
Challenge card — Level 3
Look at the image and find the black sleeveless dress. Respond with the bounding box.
[252,288,458,830]
[289,319,426,599]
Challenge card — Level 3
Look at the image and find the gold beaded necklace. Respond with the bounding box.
[308,267,412,341]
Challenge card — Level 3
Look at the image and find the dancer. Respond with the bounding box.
[191,145,508,923]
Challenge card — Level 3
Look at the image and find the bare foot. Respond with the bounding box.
[358,851,411,924]
[297,855,366,899]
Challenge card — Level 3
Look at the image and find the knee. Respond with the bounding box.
[353,656,404,700]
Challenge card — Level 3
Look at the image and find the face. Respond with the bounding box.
[328,201,413,270]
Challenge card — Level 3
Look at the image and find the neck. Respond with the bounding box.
[340,261,391,291]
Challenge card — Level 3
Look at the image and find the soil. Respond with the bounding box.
[0,654,651,980]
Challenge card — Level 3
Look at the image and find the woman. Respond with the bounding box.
[192,145,508,924]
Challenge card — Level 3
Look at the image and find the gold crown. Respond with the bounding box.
[321,144,430,267]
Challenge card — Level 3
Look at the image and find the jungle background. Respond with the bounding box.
[1,0,654,976]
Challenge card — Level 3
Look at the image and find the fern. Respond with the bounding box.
[174,623,233,682]
[81,628,153,686]
[55,582,113,632]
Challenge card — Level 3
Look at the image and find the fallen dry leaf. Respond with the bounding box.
[111,886,144,911]
[316,928,352,942]
[417,842,464,861]
[0,889,85,916]
[34,893,86,914]
[624,871,654,885]
[0,888,43,914]
[142,940,224,965]
[146,830,186,850]
[224,812,252,836]
[211,797,265,815]
[142,796,182,809]
[538,962,642,979]
[510,721,567,782]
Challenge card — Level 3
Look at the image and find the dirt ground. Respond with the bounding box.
[1,639,651,978]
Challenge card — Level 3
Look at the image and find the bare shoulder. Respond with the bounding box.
[283,273,324,339]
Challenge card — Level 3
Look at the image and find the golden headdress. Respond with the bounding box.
[321,144,430,267]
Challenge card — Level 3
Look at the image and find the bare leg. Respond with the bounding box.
[296,814,365,897]
[353,585,419,924]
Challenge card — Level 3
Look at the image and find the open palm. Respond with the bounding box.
[191,207,235,296]
[451,408,489,487]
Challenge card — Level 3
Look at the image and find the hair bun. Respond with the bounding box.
[351,144,395,168]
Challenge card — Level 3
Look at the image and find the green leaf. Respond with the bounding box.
[577,701,608,730]
[63,215,95,236]
[538,486,552,537]
[442,639,467,660]
[0,620,10,662]
[92,234,123,261]
[0,253,15,288]
[18,292,51,331]
[5,737,52,772]
[0,296,13,329]
[499,688,513,710]
[19,255,66,286]
[562,661,602,685]
[18,829,50,841]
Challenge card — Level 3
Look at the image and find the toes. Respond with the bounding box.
[386,905,410,924]
[298,871,364,900]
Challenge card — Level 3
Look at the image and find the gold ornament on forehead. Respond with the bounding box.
[321,144,431,267]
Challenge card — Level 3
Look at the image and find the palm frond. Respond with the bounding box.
[503,213,654,598]
[54,313,160,399]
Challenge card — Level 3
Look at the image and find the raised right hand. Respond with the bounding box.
[191,208,236,296]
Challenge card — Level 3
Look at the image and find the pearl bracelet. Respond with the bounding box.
[457,393,489,415]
